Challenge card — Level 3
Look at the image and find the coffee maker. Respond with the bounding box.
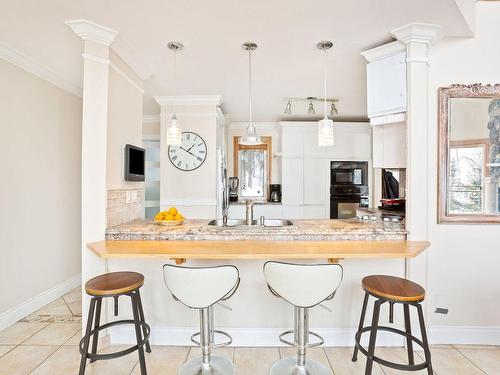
[228,177,239,202]
[269,184,282,202]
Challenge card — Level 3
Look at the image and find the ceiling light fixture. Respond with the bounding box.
[317,40,334,147]
[330,102,338,116]
[239,42,263,146]
[166,41,184,146]
[284,100,292,115]
[308,100,316,115]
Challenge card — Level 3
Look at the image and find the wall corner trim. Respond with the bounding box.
[65,19,118,46]
[0,41,83,98]
[361,41,406,63]
[0,274,81,332]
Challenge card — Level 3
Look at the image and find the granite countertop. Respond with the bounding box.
[106,219,407,241]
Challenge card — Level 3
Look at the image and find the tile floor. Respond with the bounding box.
[0,287,498,374]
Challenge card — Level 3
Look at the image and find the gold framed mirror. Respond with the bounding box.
[438,83,500,223]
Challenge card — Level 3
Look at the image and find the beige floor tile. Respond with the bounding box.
[131,346,189,374]
[324,347,385,375]
[31,298,72,317]
[63,288,82,317]
[454,344,498,350]
[375,347,431,374]
[234,347,280,375]
[186,346,234,362]
[0,346,14,358]
[415,348,484,375]
[23,323,81,346]
[63,329,82,345]
[0,322,49,345]
[30,346,81,375]
[280,347,332,373]
[458,349,500,374]
[0,345,58,375]
[84,345,139,375]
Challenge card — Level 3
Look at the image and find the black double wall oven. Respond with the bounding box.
[330,161,369,219]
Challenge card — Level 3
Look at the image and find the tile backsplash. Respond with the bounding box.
[106,188,144,228]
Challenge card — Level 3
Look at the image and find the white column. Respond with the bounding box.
[391,22,442,298]
[66,20,117,327]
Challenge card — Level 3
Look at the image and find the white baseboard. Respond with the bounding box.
[430,326,500,345]
[110,326,404,347]
[0,274,81,331]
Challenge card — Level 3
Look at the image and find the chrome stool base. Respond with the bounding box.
[178,355,235,375]
[269,357,331,375]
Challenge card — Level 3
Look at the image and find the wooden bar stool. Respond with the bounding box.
[352,275,433,375]
[79,271,151,375]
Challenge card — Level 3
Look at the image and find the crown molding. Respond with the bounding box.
[0,41,82,98]
[154,95,223,107]
[390,23,443,46]
[361,41,406,63]
[65,19,117,46]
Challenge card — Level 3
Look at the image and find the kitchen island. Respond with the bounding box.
[86,219,429,347]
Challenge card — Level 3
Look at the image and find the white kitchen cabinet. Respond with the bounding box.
[366,51,406,119]
[282,158,304,205]
[372,122,406,168]
[303,158,326,205]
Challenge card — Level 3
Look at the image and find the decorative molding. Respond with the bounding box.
[429,326,500,345]
[447,83,500,97]
[0,41,82,98]
[0,274,81,332]
[390,22,443,47]
[112,36,151,81]
[361,41,405,63]
[65,19,118,46]
[82,53,109,65]
[155,95,223,107]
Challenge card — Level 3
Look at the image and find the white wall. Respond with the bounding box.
[427,2,500,341]
[0,59,82,323]
[106,51,144,190]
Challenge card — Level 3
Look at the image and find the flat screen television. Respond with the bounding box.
[124,144,145,181]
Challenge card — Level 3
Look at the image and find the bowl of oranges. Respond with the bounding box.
[154,207,185,226]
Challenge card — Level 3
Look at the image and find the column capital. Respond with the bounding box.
[65,19,117,46]
[390,23,442,47]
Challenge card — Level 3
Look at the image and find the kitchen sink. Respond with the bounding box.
[207,219,293,227]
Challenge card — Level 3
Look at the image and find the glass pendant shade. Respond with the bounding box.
[318,117,334,147]
[238,124,262,146]
[166,114,182,146]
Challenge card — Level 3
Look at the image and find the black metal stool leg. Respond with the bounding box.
[131,292,148,375]
[353,292,369,362]
[365,299,383,375]
[403,303,415,366]
[79,298,96,375]
[417,304,433,375]
[136,289,152,353]
[90,298,102,363]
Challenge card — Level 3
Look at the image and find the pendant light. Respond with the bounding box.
[166,42,183,146]
[239,42,263,146]
[317,41,334,147]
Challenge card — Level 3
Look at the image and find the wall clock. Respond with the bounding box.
[168,131,207,171]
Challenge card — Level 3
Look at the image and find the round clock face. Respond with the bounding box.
[168,132,207,171]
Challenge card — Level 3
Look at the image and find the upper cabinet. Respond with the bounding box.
[362,41,407,123]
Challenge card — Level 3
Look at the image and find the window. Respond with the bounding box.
[233,136,272,200]
[448,140,488,214]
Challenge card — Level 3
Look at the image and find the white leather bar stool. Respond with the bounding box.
[163,264,240,375]
[264,261,343,375]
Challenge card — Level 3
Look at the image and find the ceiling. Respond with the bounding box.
[0,0,476,121]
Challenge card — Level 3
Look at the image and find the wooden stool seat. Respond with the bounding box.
[362,275,425,302]
[85,271,144,296]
